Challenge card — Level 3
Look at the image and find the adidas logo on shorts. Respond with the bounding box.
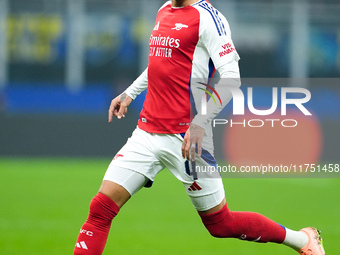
[188,181,202,191]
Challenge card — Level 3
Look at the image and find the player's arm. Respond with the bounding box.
[108,68,148,122]
[108,93,132,122]
[190,65,240,130]
[191,13,241,131]
[181,123,205,161]
[183,11,240,160]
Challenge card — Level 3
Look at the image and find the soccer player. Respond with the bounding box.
[74,0,326,254]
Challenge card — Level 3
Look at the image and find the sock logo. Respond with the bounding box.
[240,234,247,240]
[239,234,261,242]
[253,236,261,242]
[75,241,88,250]
[80,229,94,236]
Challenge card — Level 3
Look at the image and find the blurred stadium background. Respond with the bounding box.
[0,0,339,158]
[0,0,339,254]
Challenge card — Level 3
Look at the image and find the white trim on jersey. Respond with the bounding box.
[124,68,148,100]
[190,2,241,131]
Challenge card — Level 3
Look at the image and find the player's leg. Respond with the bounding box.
[74,127,162,255]
[195,187,286,243]
[178,141,286,243]
[74,167,148,255]
[158,132,284,242]
[161,133,324,253]
[180,132,323,253]
[190,180,324,253]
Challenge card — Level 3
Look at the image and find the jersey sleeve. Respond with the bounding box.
[191,9,241,130]
[199,9,240,78]
[124,68,148,100]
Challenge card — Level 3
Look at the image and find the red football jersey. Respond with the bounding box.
[125,0,240,134]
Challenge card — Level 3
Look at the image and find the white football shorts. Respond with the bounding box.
[103,126,225,211]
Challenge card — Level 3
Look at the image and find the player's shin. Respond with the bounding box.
[199,203,286,243]
[74,193,120,255]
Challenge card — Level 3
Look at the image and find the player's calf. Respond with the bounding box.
[199,203,286,243]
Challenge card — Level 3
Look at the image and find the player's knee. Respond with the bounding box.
[89,195,105,217]
[199,204,232,238]
[86,193,119,230]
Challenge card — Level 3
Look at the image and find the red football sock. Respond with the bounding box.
[74,193,120,255]
[199,203,286,243]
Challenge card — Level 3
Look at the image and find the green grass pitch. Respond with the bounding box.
[0,158,338,254]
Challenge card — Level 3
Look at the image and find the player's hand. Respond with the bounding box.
[181,124,205,161]
[108,93,133,122]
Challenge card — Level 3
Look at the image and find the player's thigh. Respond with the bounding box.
[101,127,164,207]
[184,177,225,212]
[110,127,164,182]
[158,134,226,212]
[158,134,193,184]
[101,166,149,208]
